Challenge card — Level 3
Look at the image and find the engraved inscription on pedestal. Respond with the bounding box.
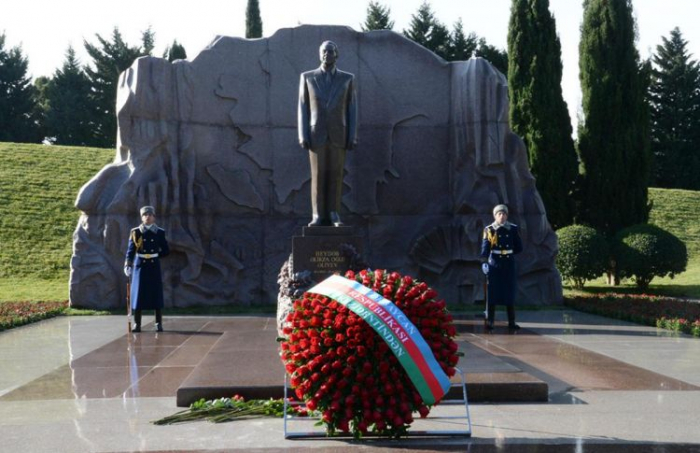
[292,227,363,282]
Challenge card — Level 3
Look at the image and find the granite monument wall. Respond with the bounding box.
[69,25,562,308]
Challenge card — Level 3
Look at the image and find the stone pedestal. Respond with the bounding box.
[292,226,363,282]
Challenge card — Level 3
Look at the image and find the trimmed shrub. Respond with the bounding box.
[556,225,609,289]
[614,224,688,290]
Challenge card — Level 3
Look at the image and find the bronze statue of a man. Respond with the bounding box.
[298,40,358,227]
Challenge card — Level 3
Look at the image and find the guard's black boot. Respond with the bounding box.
[133,310,142,332]
[507,306,520,330]
[155,309,163,332]
[486,304,496,331]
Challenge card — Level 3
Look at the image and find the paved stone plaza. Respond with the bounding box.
[1,311,699,452]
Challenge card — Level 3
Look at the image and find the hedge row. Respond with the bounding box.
[0,301,69,331]
[564,293,700,337]
[557,224,687,290]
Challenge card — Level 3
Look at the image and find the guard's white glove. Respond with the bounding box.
[124,266,132,278]
[481,263,489,275]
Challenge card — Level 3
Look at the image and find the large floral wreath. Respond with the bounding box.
[280,269,460,438]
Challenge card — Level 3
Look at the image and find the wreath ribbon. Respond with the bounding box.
[309,275,451,405]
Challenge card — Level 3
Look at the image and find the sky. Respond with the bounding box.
[4,0,700,130]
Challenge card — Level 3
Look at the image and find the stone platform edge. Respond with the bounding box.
[176,373,548,407]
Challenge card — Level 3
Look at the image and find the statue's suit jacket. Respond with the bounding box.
[298,67,357,149]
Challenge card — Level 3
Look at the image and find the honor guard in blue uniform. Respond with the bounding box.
[481,204,523,331]
[124,206,170,332]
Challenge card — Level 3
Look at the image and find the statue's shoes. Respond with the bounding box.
[330,212,343,227]
[308,217,328,227]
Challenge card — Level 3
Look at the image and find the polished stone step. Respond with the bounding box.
[175,318,549,406]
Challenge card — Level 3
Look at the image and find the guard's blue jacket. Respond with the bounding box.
[480,222,523,306]
[125,225,170,310]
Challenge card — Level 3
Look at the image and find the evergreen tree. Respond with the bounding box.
[163,40,188,62]
[577,0,650,236]
[84,28,149,148]
[141,26,156,56]
[404,1,451,60]
[246,0,263,38]
[44,47,95,146]
[507,0,578,229]
[649,27,700,189]
[0,33,39,143]
[476,38,508,74]
[32,76,51,142]
[449,18,478,61]
[361,1,395,31]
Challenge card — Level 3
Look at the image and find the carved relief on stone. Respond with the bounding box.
[70,26,561,309]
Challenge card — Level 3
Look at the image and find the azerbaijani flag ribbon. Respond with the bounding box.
[308,275,451,405]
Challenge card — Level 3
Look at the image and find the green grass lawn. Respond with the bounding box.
[648,187,700,257]
[0,277,68,302]
[1,141,699,303]
[0,142,113,301]
[647,187,700,298]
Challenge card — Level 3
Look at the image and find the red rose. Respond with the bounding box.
[281,270,459,438]
[418,405,430,418]
[322,410,333,423]
[357,420,368,433]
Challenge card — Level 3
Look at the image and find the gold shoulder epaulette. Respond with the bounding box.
[485,227,497,247]
[130,229,143,252]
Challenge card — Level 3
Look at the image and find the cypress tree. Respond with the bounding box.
[44,46,95,146]
[404,1,451,60]
[0,33,39,143]
[649,27,700,189]
[163,40,188,62]
[507,0,578,229]
[361,1,395,31]
[449,18,478,61]
[577,0,650,237]
[246,0,263,39]
[84,28,148,147]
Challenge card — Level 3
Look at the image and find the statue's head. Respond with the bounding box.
[319,41,338,67]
